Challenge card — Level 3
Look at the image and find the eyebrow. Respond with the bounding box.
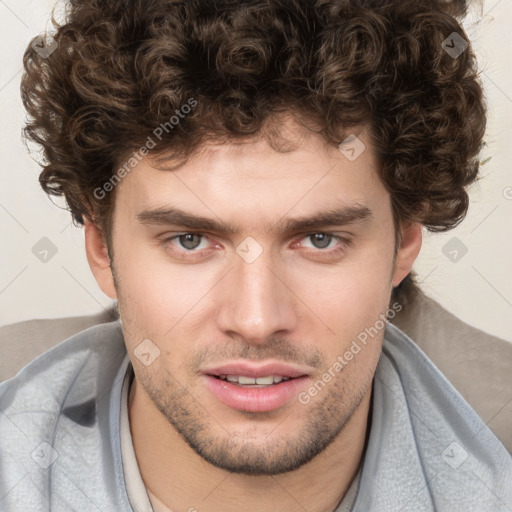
[137,204,372,234]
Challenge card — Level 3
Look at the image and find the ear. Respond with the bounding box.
[84,217,117,299]
[392,222,423,287]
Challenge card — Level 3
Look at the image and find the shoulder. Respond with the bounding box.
[0,321,129,510]
[0,321,126,414]
[0,307,118,381]
[391,290,512,453]
[0,321,126,436]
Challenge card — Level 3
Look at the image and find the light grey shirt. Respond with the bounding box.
[0,321,510,511]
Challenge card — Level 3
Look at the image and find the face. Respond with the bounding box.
[87,119,420,475]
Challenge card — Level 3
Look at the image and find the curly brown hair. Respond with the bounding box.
[21,0,486,303]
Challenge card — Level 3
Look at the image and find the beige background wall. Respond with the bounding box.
[0,0,511,341]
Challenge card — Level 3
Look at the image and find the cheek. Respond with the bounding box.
[290,242,394,356]
[113,239,222,343]
[113,240,178,327]
[304,244,393,305]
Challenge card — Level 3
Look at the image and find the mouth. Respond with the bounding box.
[202,362,310,412]
[212,374,295,387]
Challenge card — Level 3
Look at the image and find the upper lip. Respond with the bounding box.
[202,361,309,379]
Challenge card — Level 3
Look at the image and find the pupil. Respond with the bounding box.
[311,233,331,249]
[180,234,201,250]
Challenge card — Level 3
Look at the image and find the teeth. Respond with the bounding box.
[238,376,256,385]
[219,375,291,385]
[255,376,274,385]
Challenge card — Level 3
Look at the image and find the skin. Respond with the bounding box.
[85,119,422,512]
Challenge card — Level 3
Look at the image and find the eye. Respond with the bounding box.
[178,234,202,250]
[304,233,336,250]
[292,233,351,257]
[165,233,210,251]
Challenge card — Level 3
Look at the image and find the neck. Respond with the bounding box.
[129,379,372,512]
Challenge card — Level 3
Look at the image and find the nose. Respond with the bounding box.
[216,247,298,345]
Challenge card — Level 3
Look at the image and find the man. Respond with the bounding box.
[1,0,510,511]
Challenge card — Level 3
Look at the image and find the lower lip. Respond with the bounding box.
[204,375,309,413]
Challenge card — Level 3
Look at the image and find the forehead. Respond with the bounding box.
[115,120,388,230]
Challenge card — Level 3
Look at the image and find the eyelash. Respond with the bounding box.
[160,232,352,258]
